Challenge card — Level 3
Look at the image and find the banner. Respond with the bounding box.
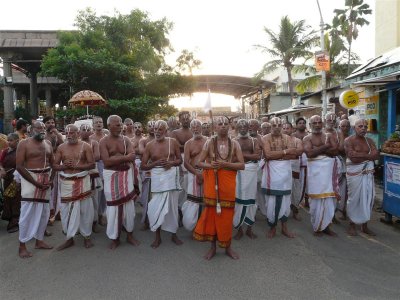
[315,51,330,71]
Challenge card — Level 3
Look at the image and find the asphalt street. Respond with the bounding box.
[0,203,400,300]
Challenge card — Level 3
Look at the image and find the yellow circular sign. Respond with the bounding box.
[339,90,359,109]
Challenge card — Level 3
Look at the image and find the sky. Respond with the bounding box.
[1,0,376,111]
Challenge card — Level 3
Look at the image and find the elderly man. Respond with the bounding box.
[262,117,301,238]
[138,120,156,229]
[99,115,140,249]
[345,119,379,236]
[194,116,244,260]
[201,122,212,138]
[233,119,261,240]
[141,120,183,248]
[90,116,108,225]
[16,121,54,258]
[337,119,351,219]
[80,124,102,232]
[182,120,207,232]
[260,122,271,136]
[53,124,95,250]
[282,122,303,221]
[123,118,135,140]
[303,115,339,237]
[170,111,193,222]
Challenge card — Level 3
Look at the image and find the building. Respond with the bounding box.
[375,0,400,56]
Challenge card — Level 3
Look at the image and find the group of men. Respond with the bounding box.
[14,111,379,261]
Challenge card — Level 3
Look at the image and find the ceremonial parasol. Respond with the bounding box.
[68,90,107,117]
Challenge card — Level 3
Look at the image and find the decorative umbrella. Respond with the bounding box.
[68,90,107,117]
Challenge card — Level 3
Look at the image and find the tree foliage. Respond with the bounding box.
[255,16,318,100]
[41,8,198,122]
[326,0,372,75]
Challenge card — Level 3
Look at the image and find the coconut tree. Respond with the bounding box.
[255,16,318,100]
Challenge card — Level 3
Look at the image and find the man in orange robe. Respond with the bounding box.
[194,116,244,260]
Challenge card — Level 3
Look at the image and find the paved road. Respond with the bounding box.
[1,204,400,300]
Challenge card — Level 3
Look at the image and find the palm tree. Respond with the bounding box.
[328,0,372,75]
[255,16,318,101]
[294,32,359,94]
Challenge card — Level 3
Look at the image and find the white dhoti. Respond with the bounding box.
[346,161,375,224]
[337,156,347,212]
[19,168,51,243]
[307,156,337,231]
[90,169,103,222]
[96,160,106,217]
[59,171,94,239]
[256,160,267,217]
[178,154,188,208]
[182,170,203,231]
[291,155,307,207]
[261,160,292,227]
[233,162,258,228]
[138,169,151,223]
[148,167,181,233]
[103,165,138,239]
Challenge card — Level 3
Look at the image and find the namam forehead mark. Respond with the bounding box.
[66,124,79,133]
[155,120,168,129]
[190,119,202,128]
[215,116,229,124]
[325,112,336,121]
[237,119,248,128]
[32,121,46,130]
[148,120,156,127]
[80,124,92,130]
[270,117,282,126]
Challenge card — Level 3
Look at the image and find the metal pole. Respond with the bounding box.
[316,0,327,118]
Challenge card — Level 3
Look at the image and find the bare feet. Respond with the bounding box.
[323,227,338,237]
[293,212,302,221]
[171,234,183,246]
[281,224,295,238]
[140,222,150,231]
[109,239,120,250]
[150,238,162,249]
[267,227,276,239]
[234,228,244,240]
[204,247,216,260]
[225,247,239,260]
[245,228,258,239]
[19,246,33,258]
[127,234,141,246]
[98,216,107,226]
[82,238,93,248]
[92,222,100,233]
[361,224,376,236]
[313,231,323,237]
[347,224,358,236]
[35,240,53,250]
[57,239,75,251]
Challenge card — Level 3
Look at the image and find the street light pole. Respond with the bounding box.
[316,0,327,118]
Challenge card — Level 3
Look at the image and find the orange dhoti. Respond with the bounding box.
[193,169,236,248]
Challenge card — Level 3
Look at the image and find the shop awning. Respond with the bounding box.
[266,104,320,116]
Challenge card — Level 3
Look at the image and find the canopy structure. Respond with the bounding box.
[265,104,320,117]
[190,75,276,98]
[68,90,107,107]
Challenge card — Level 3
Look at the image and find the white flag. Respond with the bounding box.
[203,90,212,113]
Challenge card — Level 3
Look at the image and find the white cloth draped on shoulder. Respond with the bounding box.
[103,164,138,239]
[346,160,375,224]
[58,171,94,239]
[148,166,181,233]
[233,162,258,228]
[182,170,203,231]
[261,160,292,227]
[307,156,337,232]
